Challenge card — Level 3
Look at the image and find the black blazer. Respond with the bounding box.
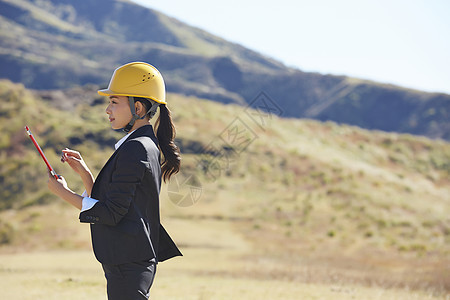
[79,125,181,265]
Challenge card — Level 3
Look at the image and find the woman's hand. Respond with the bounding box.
[61,148,95,196]
[47,171,82,210]
[47,173,69,197]
[61,148,90,175]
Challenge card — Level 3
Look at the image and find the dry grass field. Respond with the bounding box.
[0,248,446,300]
[0,202,448,299]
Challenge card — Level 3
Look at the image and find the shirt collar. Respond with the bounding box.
[115,130,135,150]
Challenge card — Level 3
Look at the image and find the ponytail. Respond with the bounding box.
[155,104,181,182]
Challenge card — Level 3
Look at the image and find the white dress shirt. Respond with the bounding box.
[80,130,135,212]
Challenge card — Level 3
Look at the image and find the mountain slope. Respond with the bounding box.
[0,80,449,293]
[0,0,449,140]
[1,79,449,251]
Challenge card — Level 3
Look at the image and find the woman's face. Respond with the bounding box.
[105,96,133,130]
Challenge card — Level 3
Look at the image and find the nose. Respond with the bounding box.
[105,104,111,115]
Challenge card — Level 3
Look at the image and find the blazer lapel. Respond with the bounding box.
[92,125,156,196]
[94,126,154,177]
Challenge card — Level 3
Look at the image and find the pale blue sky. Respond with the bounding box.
[133,0,450,94]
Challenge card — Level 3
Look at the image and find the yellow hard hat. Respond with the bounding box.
[98,62,167,104]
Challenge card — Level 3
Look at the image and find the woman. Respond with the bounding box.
[48,62,182,300]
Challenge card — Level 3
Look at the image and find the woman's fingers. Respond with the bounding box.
[60,148,89,175]
[62,155,78,164]
[62,149,81,158]
[61,149,83,163]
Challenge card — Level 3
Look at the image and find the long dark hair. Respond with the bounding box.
[154,104,181,182]
[135,97,181,182]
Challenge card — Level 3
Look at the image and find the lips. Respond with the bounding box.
[109,117,115,122]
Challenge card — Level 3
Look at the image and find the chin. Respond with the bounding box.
[110,120,127,130]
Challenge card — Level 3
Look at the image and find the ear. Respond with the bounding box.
[135,101,144,116]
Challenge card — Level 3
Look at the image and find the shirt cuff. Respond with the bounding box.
[81,190,89,197]
[81,197,99,212]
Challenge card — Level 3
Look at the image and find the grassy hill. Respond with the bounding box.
[0,0,449,140]
[0,80,449,296]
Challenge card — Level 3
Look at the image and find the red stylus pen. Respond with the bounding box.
[25,126,58,179]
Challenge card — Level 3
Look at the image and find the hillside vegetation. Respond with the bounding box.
[0,0,449,140]
[0,80,449,296]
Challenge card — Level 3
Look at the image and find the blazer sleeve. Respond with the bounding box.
[79,140,147,226]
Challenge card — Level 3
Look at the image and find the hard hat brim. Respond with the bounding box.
[98,88,167,105]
